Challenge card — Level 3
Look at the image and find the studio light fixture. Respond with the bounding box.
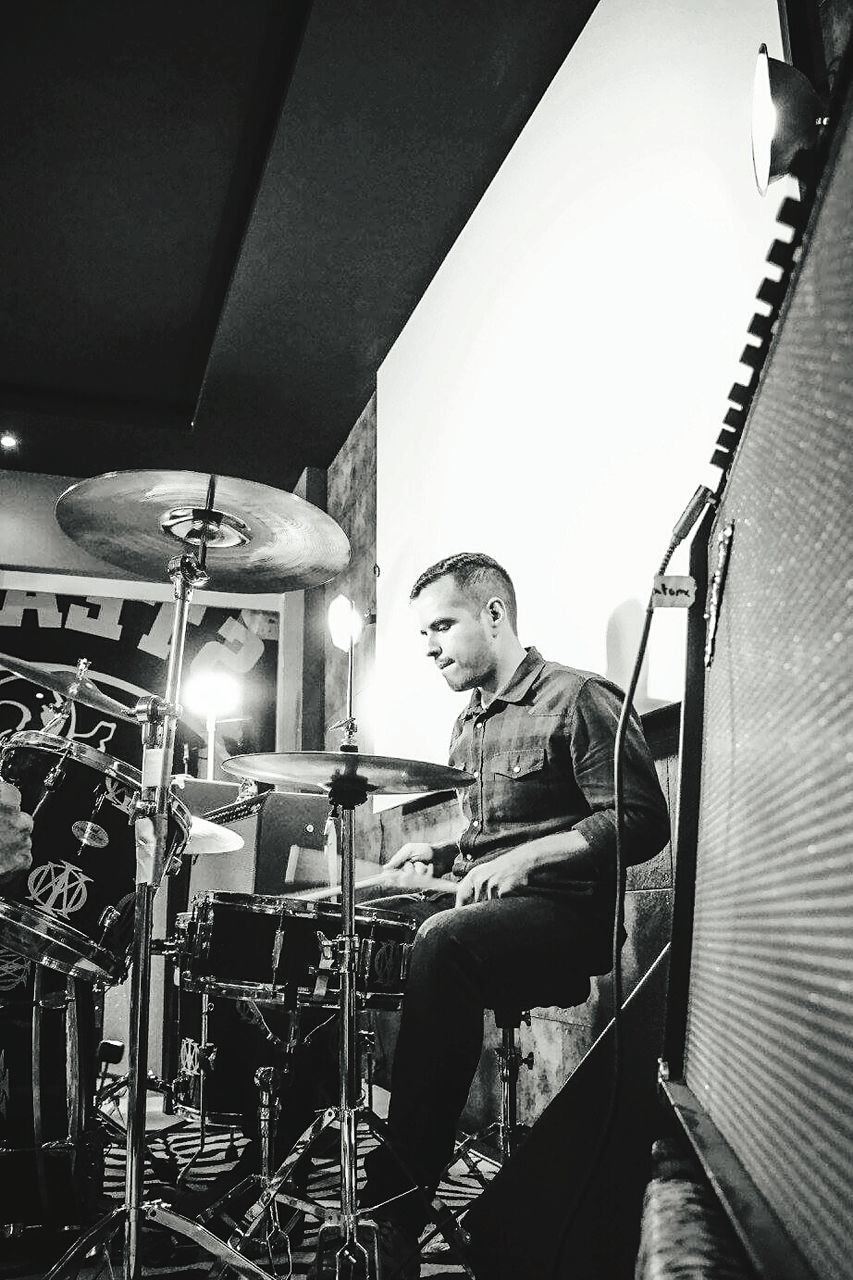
[327,594,372,746]
[327,593,364,652]
[751,42,828,195]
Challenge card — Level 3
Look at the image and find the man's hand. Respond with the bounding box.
[0,781,33,882]
[455,847,537,906]
[385,842,437,878]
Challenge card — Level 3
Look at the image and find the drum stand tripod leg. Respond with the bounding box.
[359,1111,477,1280]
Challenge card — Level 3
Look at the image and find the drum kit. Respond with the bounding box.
[0,469,474,1280]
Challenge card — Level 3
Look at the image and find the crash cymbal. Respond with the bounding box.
[186,815,245,857]
[55,470,350,593]
[222,750,474,796]
[0,652,137,724]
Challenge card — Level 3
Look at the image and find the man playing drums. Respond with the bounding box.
[362,553,670,1278]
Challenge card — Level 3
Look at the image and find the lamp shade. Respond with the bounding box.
[327,594,364,651]
[752,43,827,195]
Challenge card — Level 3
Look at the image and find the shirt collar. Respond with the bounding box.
[462,646,546,719]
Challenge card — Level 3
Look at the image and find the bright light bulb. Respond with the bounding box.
[183,668,241,719]
[328,594,363,651]
[0,432,19,451]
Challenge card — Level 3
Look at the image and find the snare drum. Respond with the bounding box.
[180,892,416,1010]
[0,731,191,983]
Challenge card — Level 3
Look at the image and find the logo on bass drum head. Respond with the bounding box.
[72,820,109,849]
[179,1038,201,1077]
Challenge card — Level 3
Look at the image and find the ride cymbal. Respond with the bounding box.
[0,652,137,724]
[222,750,474,796]
[55,470,350,593]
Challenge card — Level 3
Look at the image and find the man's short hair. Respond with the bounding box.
[410,552,518,632]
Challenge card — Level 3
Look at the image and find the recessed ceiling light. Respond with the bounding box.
[0,432,19,451]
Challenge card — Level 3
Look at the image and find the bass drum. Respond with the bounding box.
[0,731,191,983]
[0,956,103,1228]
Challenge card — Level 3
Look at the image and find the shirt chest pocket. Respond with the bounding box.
[489,746,551,819]
[493,746,546,780]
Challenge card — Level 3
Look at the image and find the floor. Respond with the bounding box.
[1,1089,496,1279]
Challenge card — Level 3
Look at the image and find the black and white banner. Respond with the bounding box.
[0,588,279,772]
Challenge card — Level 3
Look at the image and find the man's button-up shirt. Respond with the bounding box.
[447,647,670,897]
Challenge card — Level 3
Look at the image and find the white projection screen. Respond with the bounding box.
[373,0,789,795]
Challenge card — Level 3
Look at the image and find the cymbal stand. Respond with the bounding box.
[218,774,473,1279]
[46,488,273,1280]
[220,737,474,1277]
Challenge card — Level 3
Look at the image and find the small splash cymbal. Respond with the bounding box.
[186,815,245,857]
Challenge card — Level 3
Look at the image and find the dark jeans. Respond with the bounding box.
[362,891,612,1234]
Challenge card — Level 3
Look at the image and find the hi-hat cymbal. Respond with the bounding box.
[0,652,137,724]
[222,751,474,796]
[55,470,350,593]
[186,815,245,857]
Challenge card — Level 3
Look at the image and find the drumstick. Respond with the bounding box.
[291,868,459,902]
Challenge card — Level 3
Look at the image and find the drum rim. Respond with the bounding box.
[178,973,293,1004]
[193,890,416,930]
[178,972,404,1011]
[1,729,192,833]
[173,1101,244,1126]
[2,729,142,787]
[195,890,292,915]
[0,902,123,982]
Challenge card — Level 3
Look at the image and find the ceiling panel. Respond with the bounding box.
[0,0,600,489]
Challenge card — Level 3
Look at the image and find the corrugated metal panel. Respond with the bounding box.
[683,77,853,1280]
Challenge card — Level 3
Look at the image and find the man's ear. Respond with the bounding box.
[486,597,506,628]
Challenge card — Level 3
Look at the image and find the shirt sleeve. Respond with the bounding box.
[568,678,671,867]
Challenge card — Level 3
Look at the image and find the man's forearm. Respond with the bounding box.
[512,828,597,879]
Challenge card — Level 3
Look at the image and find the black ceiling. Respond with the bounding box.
[0,0,599,490]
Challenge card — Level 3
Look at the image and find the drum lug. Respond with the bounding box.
[336,932,360,972]
[360,937,375,981]
[317,931,337,969]
[200,1042,218,1072]
[98,906,121,937]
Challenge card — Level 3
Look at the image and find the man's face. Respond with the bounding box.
[413,576,496,692]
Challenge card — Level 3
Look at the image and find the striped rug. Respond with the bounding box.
[98,1113,494,1277]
